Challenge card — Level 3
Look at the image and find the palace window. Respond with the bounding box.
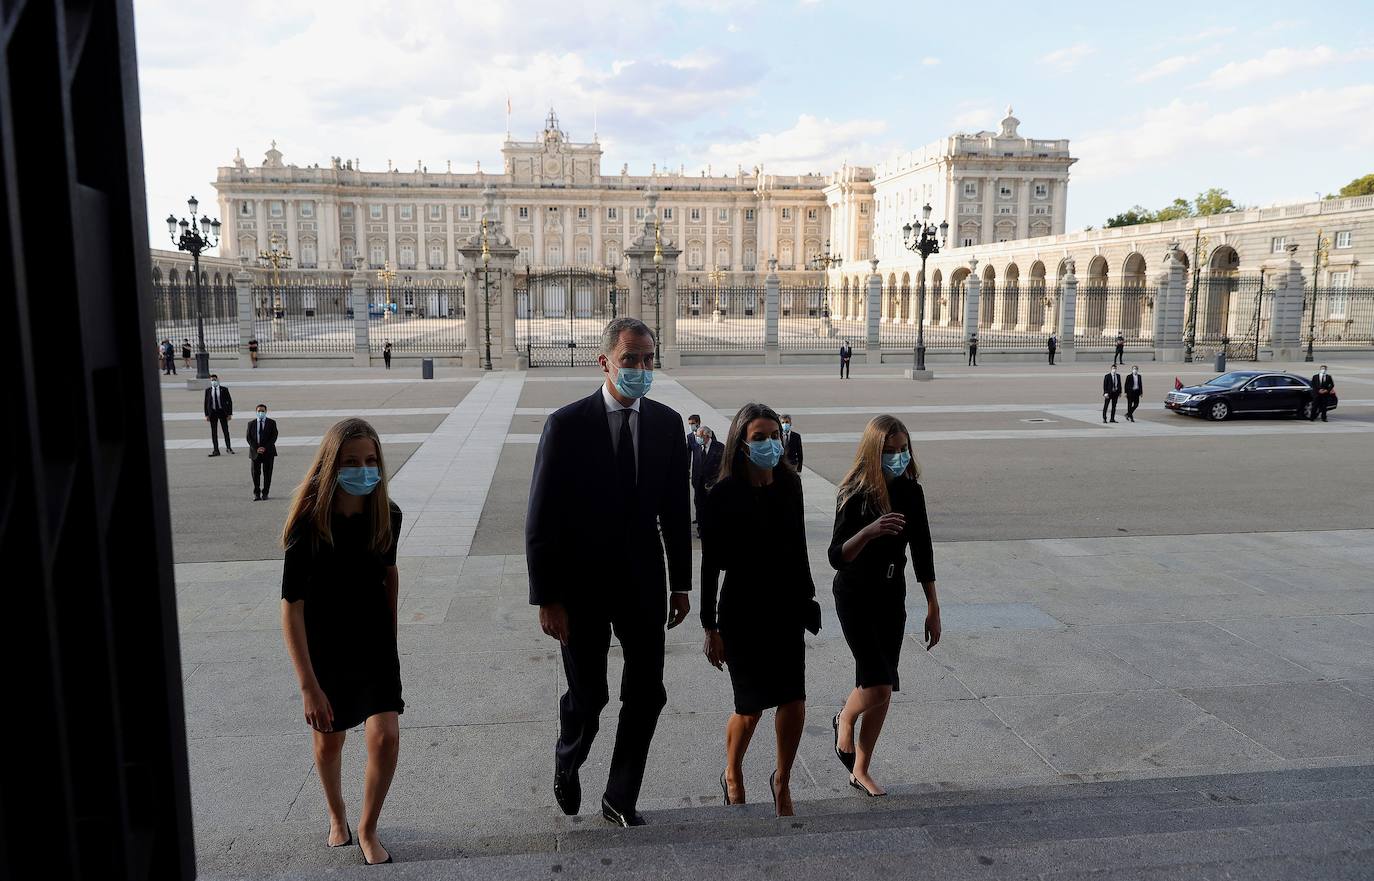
[399,205,413,221]
[859,244,869,259]
[518,245,533,264]
[370,204,383,220]
[240,202,253,216]
[962,237,975,248]
[1271,236,1286,254]
[576,245,590,264]
[781,208,792,220]
[297,202,313,219]
[743,244,756,268]
[398,243,416,268]
[745,209,755,221]
[429,204,443,220]
[662,208,674,220]
[1033,206,1049,215]
[300,241,317,267]
[963,182,977,197]
[1034,183,1049,198]
[689,208,701,222]
[429,244,444,268]
[717,244,730,268]
[607,207,619,220]
[269,201,283,218]
[606,241,620,265]
[369,242,385,267]
[1330,271,1351,316]
[341,241,355,264]
[999,184,1013,198]
[577,207,588,220]
[635,207,645,220]
[341,204,354,219]
[1335,230,1352,249]
[718,208,729,223]
[998,206,1014,214]
[859,203,868,215]
[809,208,819,221]
[688,244,703,268]
[518,206,529,219]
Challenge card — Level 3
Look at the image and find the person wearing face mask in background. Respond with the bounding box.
[1102,365,1122,424]
[1124,366,1144,422]
[691,427,724,539]
[526,317,692,828]
[780,415,803,473]
[1310,365,1335,422]
[686,415,702,527]
[204,373,235,456]
[280,418,404,865]
[828,415,939,798]
[248,404,280,500]
[700,402,819,816]
[686,414,701,453]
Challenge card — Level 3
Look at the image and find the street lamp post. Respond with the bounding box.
[376,260,396,321]
[901,204,949,373]
[807,239,842,336]
[653,220,664,369]
[257,232,292,340]
[166,195,222,380]
[1305,231,1330,362]
[480,219,494,371]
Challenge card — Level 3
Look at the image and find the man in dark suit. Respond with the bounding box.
[527,317,691,828]
[1310,365,1335,422]
[246,403,278,500]
[1123,366,1144,422]
[203,374,234,456]
[968,333,979,366]
[1047,334,1057,365]
[839,341,852,378]
[1113,332,1126,366]
[780,414,803,472]
[686,414,701,454]
[691,426,724,538]
[1102,365,1122,423]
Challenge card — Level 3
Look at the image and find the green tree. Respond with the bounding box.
[1104,206,1155,228]
[1194,188,1240,215]
[1154,198,1194,221]
[1337,173,1374,197]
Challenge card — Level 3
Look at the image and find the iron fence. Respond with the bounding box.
[515,266,620,366]
[1302,286,1374,349]
[676,284,765,352]
[152,278,238,353]
[1074,285,1156,353]
[251,283,354,353]
[366,282,467,354]
[778,284,862,352]
[1186,274,1269,361]
[877,282,967,352]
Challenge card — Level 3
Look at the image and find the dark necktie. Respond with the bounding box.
[617,409,636,494]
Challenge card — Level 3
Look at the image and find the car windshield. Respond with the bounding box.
[1202,372,1253,389]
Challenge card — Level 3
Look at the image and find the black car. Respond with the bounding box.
[1163,370,1336,421]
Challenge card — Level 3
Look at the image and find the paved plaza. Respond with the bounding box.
[162,359,1374,879]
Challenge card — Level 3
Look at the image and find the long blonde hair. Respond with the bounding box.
[835,415,921,515]
[281,418,394,553]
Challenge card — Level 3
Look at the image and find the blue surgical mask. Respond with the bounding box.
[257,411,267,420]
[338,466,381,496]
[882,451,911,478]
[747,438,783,469]
[614,366,653,399]
[210,380,219,388]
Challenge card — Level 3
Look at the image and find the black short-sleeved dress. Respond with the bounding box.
[282,502,405,731]
[700,471,815,715]
[828,477,935,691]
[181,343,192,360]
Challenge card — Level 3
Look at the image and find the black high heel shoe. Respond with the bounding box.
[326,827,353,848]
[849,774,884,798]
[769,770,779,812]
[720,769,730,806]
[358,838,393,865]
[833,713,856,772]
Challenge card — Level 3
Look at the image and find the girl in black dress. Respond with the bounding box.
[828,415,941,797]
[701,403,819,816]
[281,418,403,865]
[181,338,192,369]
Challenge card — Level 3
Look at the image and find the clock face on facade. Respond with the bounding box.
[544,158,561,176]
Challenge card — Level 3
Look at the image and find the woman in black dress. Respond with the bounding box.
[382,340,392,369]
[181,338,192,369]
[828,415,941,797]
[701,402,819,816]
[248,337,259,368]
[281,418,404,865]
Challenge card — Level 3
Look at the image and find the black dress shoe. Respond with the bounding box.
[601,796,646,827]
[832,713,856,772]
[208,451,220,457]
[554,768,581,816]
[252,494,260,501]
[227,448,236,454]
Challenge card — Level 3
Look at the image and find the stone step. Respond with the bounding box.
[204,766,1374,880]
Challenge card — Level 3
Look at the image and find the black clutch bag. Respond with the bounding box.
[801,599,822,635]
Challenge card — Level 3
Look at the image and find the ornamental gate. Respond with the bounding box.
[516,266,621,366]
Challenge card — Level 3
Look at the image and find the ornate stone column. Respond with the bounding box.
[623,189,682,365]
[764,257,781,365]
[349,257,370,367]
[456,186,519,368]
[1155,247,1188,362]
[1267,243,1306,361]
[866,258,882,365]
[235,257,255,367]
[1058,259,1078,364]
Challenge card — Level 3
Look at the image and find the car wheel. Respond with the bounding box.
[1298,400,1314,420]
[1206,400,1230,421]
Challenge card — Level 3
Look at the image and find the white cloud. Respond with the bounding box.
[1200,45,1374,89]
[921,57,940,66]
[1040,43,1095,72]
[698,114,891,174]
[1073,85,1374,183]
[950,107,996,131]
[1132,55,1198,83]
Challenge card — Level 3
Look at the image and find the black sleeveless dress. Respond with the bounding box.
[282,503,405,730]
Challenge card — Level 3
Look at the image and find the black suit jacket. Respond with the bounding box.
[526,388,691,606]
[1311,374,1335,394]
[247,417,279,460]
[1124,374,1144,397]
[783,431,803,471]
[693,440,724,492]
[1103,373,1122,396]
[204,385,233,417]
[839,345,852,362]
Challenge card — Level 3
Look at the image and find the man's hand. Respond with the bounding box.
[667,593,690,629]
[258,446,266,454]
[539,603,570,645]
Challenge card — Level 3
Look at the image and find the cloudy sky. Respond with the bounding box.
[134,0,1374,246]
